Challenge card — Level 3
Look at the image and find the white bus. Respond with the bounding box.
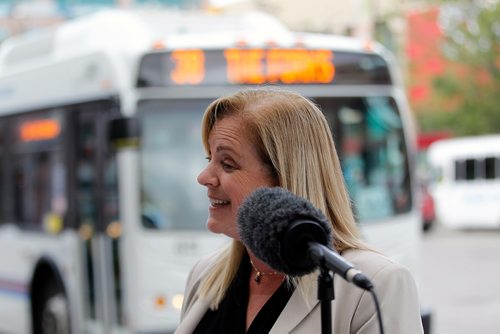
[427,135,500,229]
[0,9,429,333]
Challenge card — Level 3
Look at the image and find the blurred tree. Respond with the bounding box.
[417,0,499,136]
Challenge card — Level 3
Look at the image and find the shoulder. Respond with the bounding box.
[180,247,227,317]
[188,248,225,283]
[342,248,413,282]
[341,248,419,301]
[335,249,423,333]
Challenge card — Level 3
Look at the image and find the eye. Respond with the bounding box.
[221,160,236,171]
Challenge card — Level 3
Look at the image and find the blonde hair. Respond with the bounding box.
[198,87,367,308]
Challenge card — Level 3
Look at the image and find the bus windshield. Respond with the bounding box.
[138,96,411,230]
[139,99,209,230]
[318,96,411,222]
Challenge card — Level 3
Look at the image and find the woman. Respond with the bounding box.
[175,87,423,333]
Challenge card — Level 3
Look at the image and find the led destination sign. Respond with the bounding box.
[19,119,61,142]
[137,48,391,87]
[224,49,334,85]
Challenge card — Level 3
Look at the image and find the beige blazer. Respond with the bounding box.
[175,248,424,334]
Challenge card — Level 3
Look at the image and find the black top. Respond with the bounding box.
[193,254,294,334]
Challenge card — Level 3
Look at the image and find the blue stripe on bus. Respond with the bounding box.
[0,289,29,299]
[0,278,29,299]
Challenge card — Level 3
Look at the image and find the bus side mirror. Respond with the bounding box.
[108,117,141,150]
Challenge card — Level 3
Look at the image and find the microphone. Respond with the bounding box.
[237,187,373,290]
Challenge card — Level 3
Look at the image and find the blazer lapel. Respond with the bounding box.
[176,275,333,334]
[174,297,211,334]
[269,285,319,333]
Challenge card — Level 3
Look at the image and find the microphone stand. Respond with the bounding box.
[317,262,334,334]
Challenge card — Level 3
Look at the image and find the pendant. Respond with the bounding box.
[254,272,261,284]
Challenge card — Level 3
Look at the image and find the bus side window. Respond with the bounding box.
[497,157,500,179]
[484,157,496,180]
[12,150,66,231]
[10,111,66,231]
[0,124,3,225]
[74,104,119,231]
[13,154,43,226]
[465,159,476,180]
[455,160,465,181]
[321,96,411,222]
[76,117,98,228]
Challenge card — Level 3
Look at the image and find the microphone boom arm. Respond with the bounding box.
[307,242,373,291]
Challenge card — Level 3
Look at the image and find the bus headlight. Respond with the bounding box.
[171,294,184,311]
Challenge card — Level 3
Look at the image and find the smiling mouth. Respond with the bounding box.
[210,199,230,207]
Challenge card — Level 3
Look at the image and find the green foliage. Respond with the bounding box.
[418,0,499,136]
[418,78,499,136]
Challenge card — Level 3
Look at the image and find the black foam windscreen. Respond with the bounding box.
[237,187,333,276]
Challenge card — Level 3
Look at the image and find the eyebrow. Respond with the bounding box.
[215,145,237,154]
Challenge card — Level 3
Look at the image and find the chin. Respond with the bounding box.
[206,221,223,234]
[206,222,238,239]
[206,221,219,234]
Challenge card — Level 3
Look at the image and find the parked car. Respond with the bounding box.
[421,183,436,232]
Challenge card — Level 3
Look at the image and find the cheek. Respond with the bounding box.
[229,190,248,215]
[230,176,275,207]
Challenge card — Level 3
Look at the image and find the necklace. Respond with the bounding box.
[249,258,280,284]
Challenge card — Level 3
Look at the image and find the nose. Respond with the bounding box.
[197,163,219,188]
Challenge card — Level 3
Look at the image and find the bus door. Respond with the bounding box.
[68,101,121,332]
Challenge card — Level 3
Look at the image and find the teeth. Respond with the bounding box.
[210,199,230,206]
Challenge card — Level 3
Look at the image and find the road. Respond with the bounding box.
[421,225,500,334]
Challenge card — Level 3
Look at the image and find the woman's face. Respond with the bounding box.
[197,116,277,239]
